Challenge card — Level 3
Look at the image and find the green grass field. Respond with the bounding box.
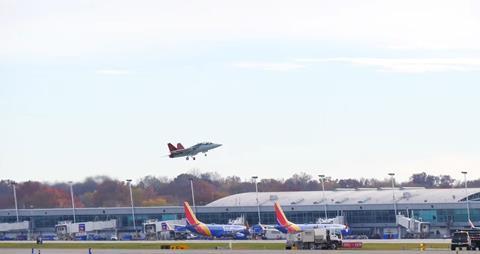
[0,242,282,250]
[361,243,449,250]
[0,242,450,250]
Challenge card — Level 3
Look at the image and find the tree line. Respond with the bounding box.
[1,171,479,209]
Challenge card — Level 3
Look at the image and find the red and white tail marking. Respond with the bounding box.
[177,143,185,150]
[168,143,177,152]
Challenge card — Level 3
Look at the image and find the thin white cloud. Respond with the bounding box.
[296,58,480,73]
[96,69,131,75]
[2,0,480,58]
[233,61,304,71]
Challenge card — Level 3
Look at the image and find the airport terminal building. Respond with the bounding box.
[1,187,479,238]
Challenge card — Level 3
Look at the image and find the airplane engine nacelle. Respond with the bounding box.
[342,226,351,235]
[251,224,265,235]
[234,232,246,239]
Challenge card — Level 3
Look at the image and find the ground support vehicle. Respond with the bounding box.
[286,228,342,250]
[451,230,480,251]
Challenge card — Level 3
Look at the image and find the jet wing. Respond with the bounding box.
[184,145,201,156]
[172,146,195,156]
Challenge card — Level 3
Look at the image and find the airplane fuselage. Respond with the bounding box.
[183,201,247,239]
[275,223,346,234]
[186,223,247,238]
[169,142,221,159]
[274,201,348,235]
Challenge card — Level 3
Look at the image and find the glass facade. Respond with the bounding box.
[195,210,340,225]
[413,208,480,223]
[345,210,396,224]
[1,207,479,233]
[0,214,180,230]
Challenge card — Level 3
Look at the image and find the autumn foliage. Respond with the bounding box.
[0,171,478,209]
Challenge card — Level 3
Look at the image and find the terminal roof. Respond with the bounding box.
[206,188,480,206]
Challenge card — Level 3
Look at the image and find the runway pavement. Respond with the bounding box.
[0,239,452,244]
[0,249,471,254]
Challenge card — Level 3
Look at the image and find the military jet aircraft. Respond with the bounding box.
[167,142,222,160]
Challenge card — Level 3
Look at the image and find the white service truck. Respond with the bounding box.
[286,228,342,250]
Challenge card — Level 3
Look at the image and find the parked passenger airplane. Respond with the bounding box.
[183,202,248,239]
[274,202,349,234]
[167,142,222,160]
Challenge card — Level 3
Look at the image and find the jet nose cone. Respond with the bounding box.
[214,143,222,148]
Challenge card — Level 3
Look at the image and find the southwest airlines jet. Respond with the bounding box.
[274,202,349,234]
[183,202,248,239]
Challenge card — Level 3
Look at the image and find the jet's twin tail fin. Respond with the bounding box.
[168,143,177,152]
[184,202,201,226]
[177,143,185,150]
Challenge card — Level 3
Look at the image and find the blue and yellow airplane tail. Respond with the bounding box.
[183,201,212,236]
[183,202,201,225]
[274,202,301,233]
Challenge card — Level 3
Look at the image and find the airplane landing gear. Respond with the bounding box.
[192,157,196,160]
[186,157,189,160]
[204,153,207,157]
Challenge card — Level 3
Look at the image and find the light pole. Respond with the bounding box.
[318,174,328,220]
[10,181,19,222]
[252,176,261,224]
[189,178,197,213]
[126,179,136,232]
[68,181,76,223]
[388,172,399,239]
[388,173,397,216]
[461,171,471,225]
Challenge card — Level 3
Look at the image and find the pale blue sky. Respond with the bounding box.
[1,0,480,182]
